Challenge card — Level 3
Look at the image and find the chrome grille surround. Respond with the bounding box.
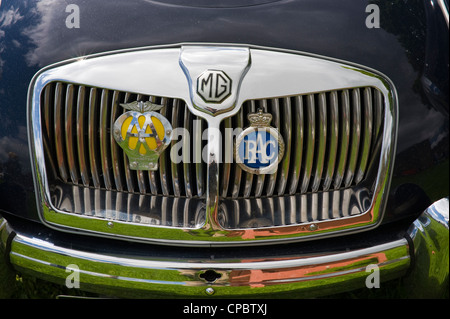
[28,44,398,246]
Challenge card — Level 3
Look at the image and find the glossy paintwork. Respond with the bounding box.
[0,0,448,225]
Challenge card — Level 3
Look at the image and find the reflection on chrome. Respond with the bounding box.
[52,183,206,228]
[220,188,371,229]
[50,182,371,230]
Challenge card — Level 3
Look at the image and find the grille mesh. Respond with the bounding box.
[41,82,384,199]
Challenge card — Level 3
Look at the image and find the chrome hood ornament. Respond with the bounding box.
[113,101,172,170]
[179,46,251,117]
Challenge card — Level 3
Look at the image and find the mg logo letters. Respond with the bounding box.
[197,69,232,103]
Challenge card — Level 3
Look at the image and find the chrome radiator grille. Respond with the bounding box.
[41,82,384,200]
[29,46,397,245]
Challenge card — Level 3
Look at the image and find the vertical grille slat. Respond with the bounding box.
[253,99,266,197]
[193,116,205,197]
[42,82,384,202]
[64,84,78,184]
[241,102,254,198]
[88,88,101,188]
[323,91,339,191]
[355,87,373,184]
[54,82,68,182]
[288,96,303,195]
[373,89,384,144]
[100,89,112,190]
[135,94,148,194]
[76,85,90,187]
[159,97,170,196]
[148,96,161,195]
[221,117,232,197]
[344,88,362,187]
[311,92,327,192]
[183,104,193,198]
[110,90,124,191]
[276,97,291,195]
[230,108,243,198]
[334,89,350,189]
[43,84,53,144]
[122,92,136,193]
[171,99,181,197]
[300,94,316,193]
[265,98,280,196]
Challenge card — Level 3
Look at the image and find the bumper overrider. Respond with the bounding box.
[0,198,448,298]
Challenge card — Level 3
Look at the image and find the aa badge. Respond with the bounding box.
[113,101,172,170]
[235,109,284,175]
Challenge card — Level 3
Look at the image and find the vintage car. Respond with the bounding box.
[0,0,448,299]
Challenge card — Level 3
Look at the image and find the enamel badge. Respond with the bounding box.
[113,101,172,171]
[235,109,284,175]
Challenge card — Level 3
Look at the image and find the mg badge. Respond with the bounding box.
[113,101,172,170]
[235,109,284,175]
[196,69,232,103]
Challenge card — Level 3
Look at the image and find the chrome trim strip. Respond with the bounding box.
[28,44,398,246]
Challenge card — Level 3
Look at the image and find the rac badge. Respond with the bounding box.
[235,109,284,175]
[113,101,172,171]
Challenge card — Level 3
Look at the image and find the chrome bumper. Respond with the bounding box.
[0,198,447,298]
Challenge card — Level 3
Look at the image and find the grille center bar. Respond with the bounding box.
[179,46,252,233]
